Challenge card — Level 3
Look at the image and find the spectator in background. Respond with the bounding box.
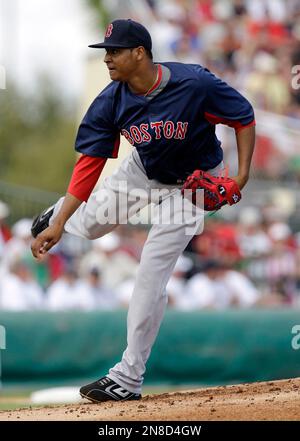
[265,222,298,304]
[0,201,11,274]
[244,51,290,114]
[217,263,261,308]
[150,1,183,59]
[0,201,11,244]
[46,266,94,311]
[0,217,54,288]
[2,219,33,275]
[0,259,44,311]
[79,267,119,310]
[117,225,148,261]
[171,32,202,64]
[237,206,272,258]
[219,22,241,70]
[79,232,138,289]
[1,215,67,293]
[177,260,219,310]
[183,260,260,310]
[246,0,287,26]
[166,254,194,307]
[2,217,56,290]
[191,217,241,266]
[145,0,300,120]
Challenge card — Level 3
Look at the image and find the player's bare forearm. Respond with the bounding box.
[31,192,82,259]
[51,192,83,228]
[233,125,255,189]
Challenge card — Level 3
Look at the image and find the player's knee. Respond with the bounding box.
[84,224,117,241]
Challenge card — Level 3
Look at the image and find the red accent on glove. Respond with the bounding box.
[181,169,241,211]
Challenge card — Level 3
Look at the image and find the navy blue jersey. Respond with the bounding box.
[75,62,255,184]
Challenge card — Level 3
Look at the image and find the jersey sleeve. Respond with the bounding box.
[202,69,255,132]
[67,155,107,202]
[75,91,120,158]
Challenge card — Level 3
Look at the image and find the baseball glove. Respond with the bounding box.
[181,169,241,211]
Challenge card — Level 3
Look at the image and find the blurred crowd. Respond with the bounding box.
[141,0,300,182]
[1,0,300,312]
[1,199,299,312]
[147,0,300,116]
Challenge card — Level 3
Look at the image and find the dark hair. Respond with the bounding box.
[145,49,153,60]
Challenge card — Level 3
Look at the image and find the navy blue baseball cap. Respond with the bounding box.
[88,19,152,51]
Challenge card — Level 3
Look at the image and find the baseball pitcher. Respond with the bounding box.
[31,19,255,402]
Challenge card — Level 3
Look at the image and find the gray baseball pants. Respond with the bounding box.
[52,149,223,394]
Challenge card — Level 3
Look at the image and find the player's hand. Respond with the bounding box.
[31,223,64,259]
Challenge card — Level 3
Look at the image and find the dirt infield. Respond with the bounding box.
[0,377,299,421]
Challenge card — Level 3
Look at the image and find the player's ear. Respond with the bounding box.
[134,46,145,61]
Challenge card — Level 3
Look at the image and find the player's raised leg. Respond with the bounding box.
[31,151,151,242]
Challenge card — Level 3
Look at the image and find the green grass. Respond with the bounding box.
[0,402,29,411]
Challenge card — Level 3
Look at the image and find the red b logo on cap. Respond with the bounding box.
[105,24,113,38]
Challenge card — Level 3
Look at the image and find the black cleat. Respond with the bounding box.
[31,206,55,238]
[79,376,141,403]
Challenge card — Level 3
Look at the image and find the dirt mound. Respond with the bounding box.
[1,377,299,421]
